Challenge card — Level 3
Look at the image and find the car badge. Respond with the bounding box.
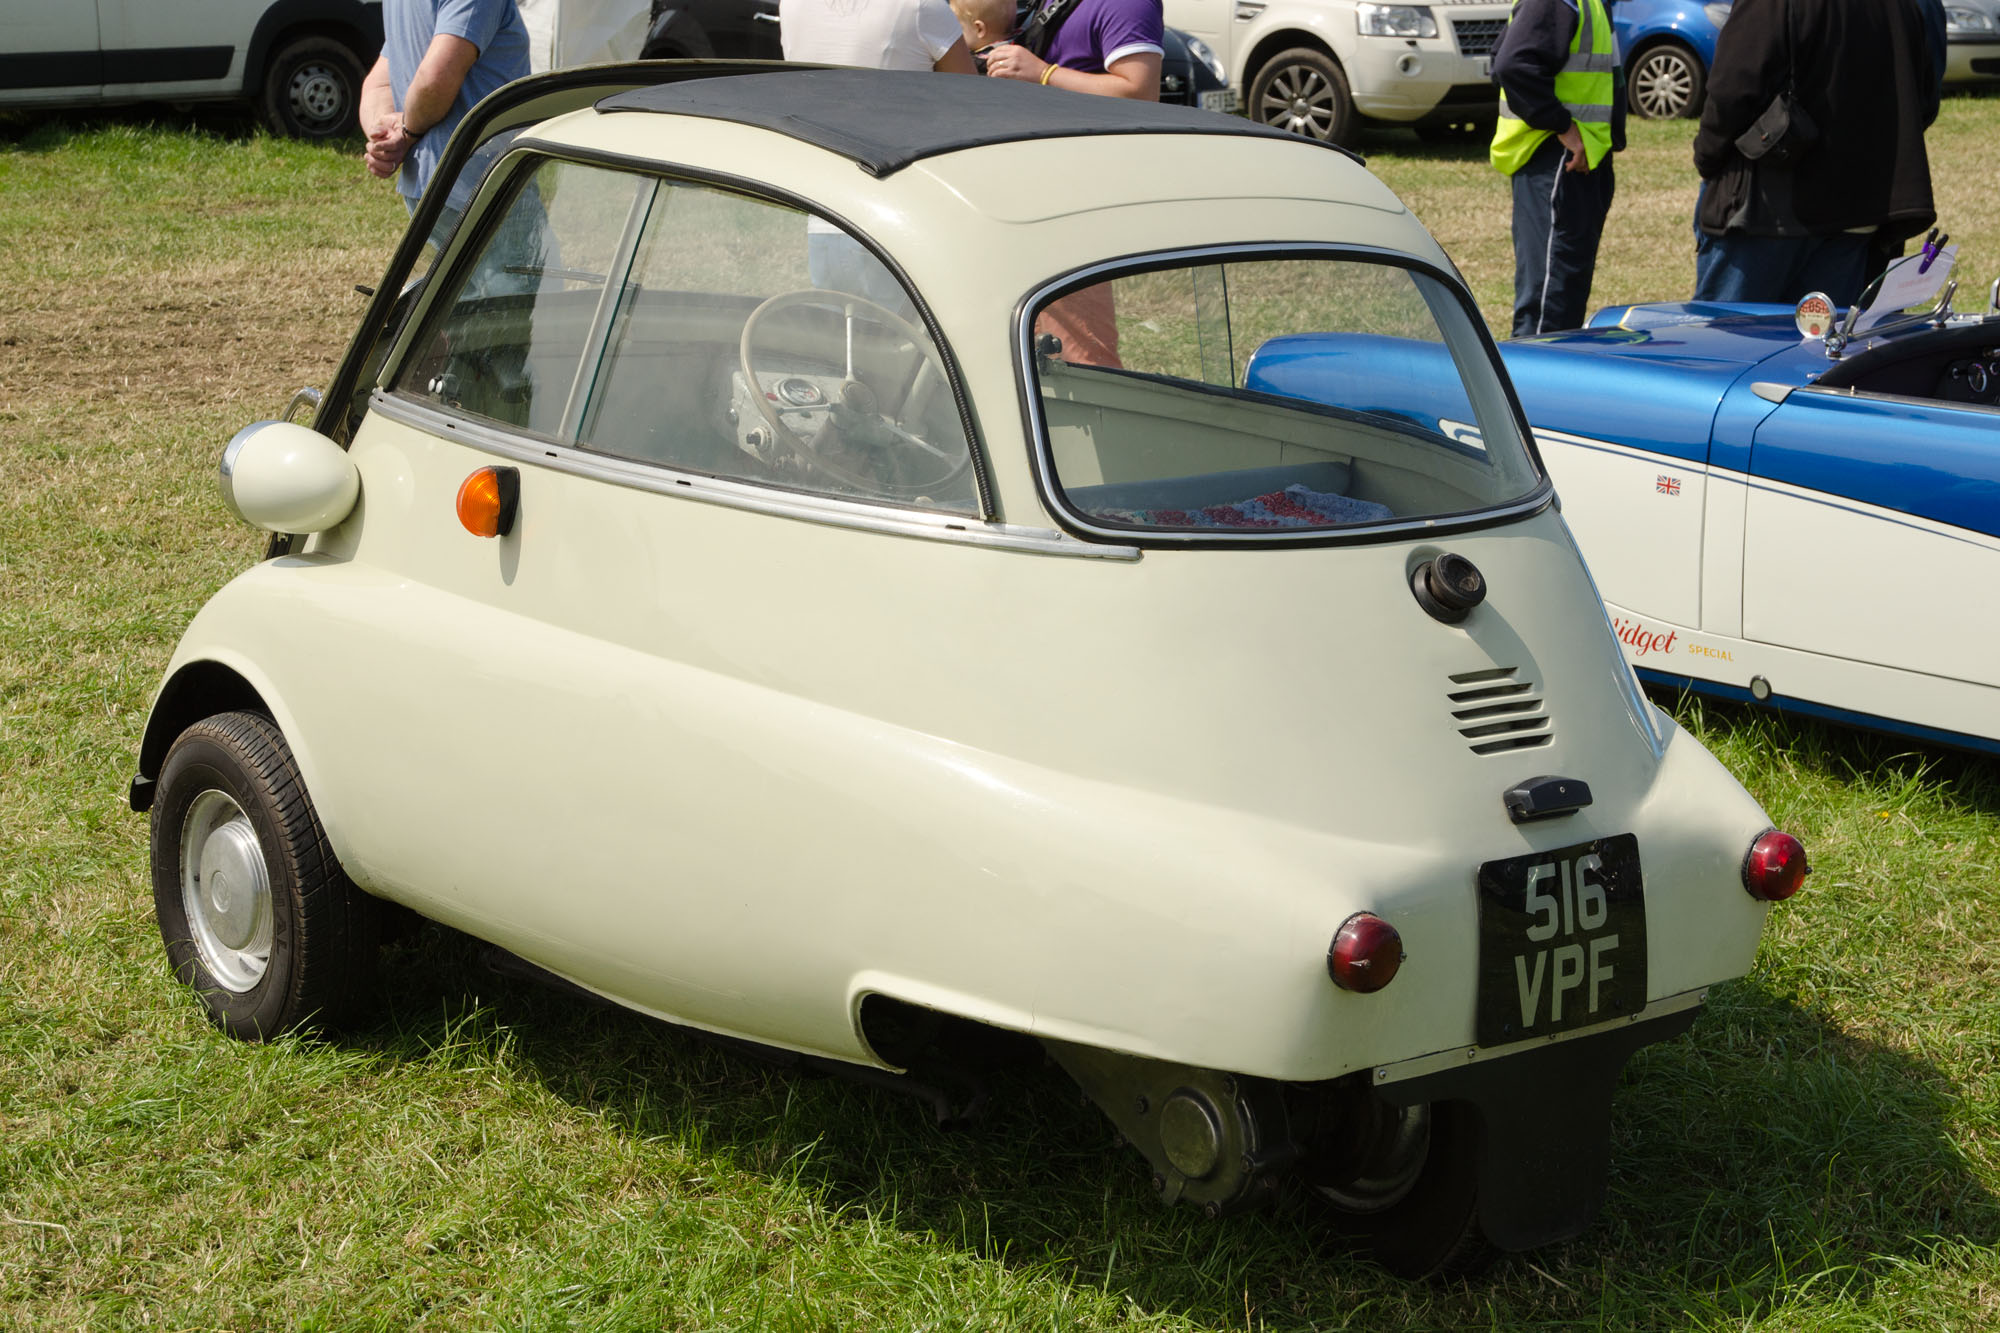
[1794,292,1834,340]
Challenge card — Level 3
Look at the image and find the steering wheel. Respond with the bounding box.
[738,288,967,499]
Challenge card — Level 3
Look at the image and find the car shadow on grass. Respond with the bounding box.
[0,104,320,153]
[350,917,1997,1328]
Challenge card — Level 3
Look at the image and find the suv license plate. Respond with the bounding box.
[1475,834,1647,1048]
[1199,89,1240,114]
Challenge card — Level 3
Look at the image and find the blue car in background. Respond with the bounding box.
[1614,0,1729,119]
[1616,0,2000,120]
[1235,265,2000,756]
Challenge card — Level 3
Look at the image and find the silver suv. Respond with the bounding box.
[1165,0,1512,145]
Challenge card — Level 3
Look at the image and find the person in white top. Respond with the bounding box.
[779,0,976,73]
[780,0,976,308]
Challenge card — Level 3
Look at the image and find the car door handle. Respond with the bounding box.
[755,11,779,21]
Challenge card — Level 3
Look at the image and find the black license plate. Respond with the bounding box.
[1476,834,1647,1048]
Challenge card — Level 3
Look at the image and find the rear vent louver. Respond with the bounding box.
[1447,667,1553,755]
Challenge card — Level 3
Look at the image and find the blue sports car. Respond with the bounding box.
[1239,260,2000,755]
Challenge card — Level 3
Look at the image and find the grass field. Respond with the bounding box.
[3,97,1999,1331]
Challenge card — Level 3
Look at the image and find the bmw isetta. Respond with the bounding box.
[131,64,1806,1275]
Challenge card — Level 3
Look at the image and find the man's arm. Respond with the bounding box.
[361,54,406,178]
[359,54,395,134]
[933,36,978,73]
[400,33,482,136]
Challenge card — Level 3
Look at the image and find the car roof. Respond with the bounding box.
[594,67,1352,178]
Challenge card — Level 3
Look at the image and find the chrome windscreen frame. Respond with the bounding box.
[1012,242,1556,549]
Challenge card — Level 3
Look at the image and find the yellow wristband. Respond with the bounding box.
[1040,63,1057,85]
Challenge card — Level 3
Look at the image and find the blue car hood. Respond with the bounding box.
[1497,306,1813,466]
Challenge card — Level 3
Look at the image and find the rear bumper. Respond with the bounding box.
[1374,1004,1701,1250]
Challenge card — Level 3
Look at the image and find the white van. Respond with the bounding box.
[0,1,382,138]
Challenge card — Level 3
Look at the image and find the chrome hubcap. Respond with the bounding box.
[181,790,273,992]
[288,64,344,125]
[1632,52,1694,118]
[1260,67,1336,139]
[1315,1103,1431,1213]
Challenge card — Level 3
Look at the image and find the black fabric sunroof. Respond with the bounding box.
[596,67,1347,177]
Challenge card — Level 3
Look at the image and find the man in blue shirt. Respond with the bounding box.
[359,0,531,211]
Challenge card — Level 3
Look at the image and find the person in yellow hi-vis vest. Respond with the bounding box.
[1489,0,1624,337]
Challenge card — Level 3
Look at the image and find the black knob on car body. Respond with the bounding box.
[1411,552,1487,624]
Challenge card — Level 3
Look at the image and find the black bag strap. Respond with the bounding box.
[1017,0,1086,60]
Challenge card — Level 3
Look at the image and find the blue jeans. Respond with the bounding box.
[1509,137,1616,337]
[1692,228,1871,306]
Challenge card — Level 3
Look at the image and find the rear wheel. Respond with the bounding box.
[1248,49,1357,147]
[1308,1097,1494,1278]
[259,34,364,140]
[1627,41,1705,119]
[151,711,378,1038]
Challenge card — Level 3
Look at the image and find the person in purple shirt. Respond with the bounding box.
[984,0,1163,100]
[986,0,1162,366]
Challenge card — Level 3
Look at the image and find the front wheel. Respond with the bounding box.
[151,711,379,1038]
[1248,49,1357,147]
[259,35,364,140]
[1627,42,1705,119]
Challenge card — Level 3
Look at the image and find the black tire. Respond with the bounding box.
[151,711,379,1039]
[259,34,365,140]
[1627,41,1706,120]
[1310,1100,1496,1279]
[1248,48,1357,147]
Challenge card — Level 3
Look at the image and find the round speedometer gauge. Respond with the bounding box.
[775,377,826,407]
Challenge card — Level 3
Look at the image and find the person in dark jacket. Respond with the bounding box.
[1490,0,1624,338]
[1692,0,1938,305]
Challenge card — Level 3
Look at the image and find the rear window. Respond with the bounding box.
[1026,253,1543,541]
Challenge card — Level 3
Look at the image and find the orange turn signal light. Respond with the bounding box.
[456,466,519,538]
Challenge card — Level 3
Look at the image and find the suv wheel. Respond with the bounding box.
[260,34,364,140]
[1627,41,1705,119]
[1248,48,1357,147]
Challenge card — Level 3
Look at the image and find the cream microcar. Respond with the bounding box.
[132,64,1805,1275]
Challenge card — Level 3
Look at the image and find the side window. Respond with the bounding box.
[396,164,977,515]
[397,159,646,437]
[576,181,978,514]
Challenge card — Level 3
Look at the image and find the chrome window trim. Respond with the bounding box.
[558,176,661,441]
[369,390,1139,561]
[1014,242,1555,548]
[1792,380,2000,417]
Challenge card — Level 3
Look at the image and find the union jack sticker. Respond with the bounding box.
[1656,475,1682,496]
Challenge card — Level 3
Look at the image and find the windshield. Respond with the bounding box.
[1026,252,1543,541]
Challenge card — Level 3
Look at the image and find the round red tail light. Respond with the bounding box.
[1743,830,1809,901]
[1328,913,1404,993]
